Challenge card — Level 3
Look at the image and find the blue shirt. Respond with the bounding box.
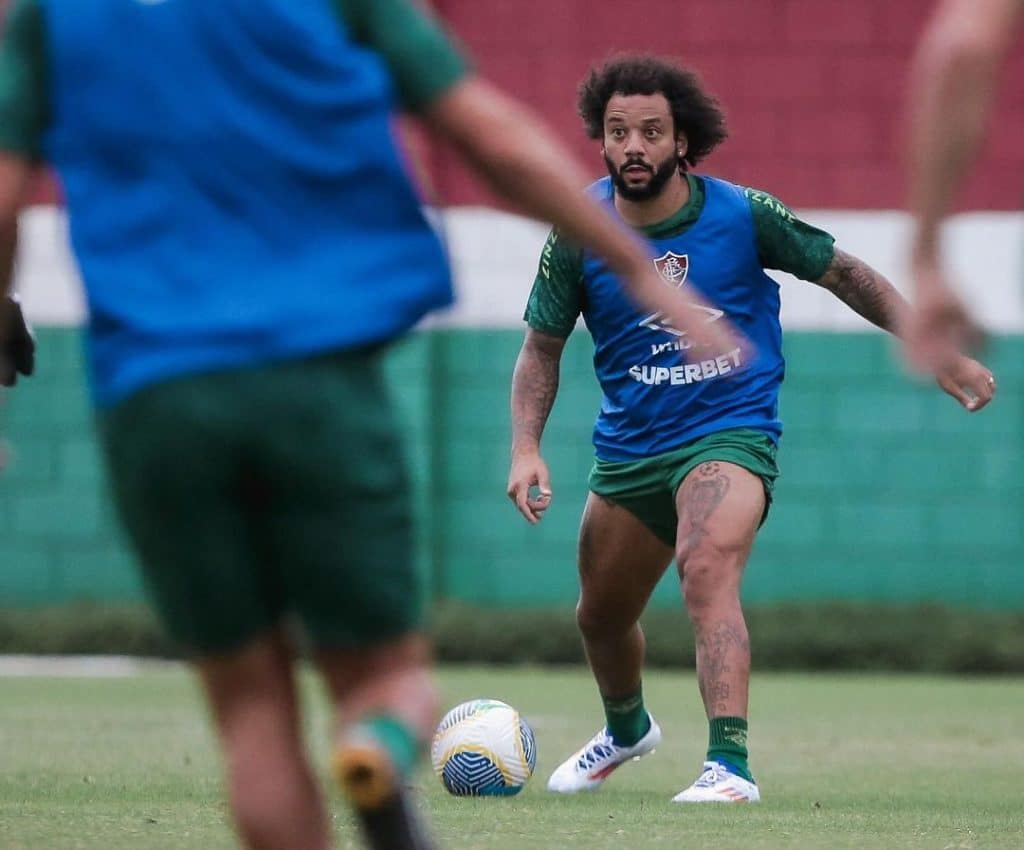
[32,0,463,405]
[580,176,784,461]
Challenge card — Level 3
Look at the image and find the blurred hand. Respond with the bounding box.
[935,355,996,412]
[629,265,752,364]
[678,290,752,364]
[507,449,552,524]
[0,295,35,387]
[905,259,983,374]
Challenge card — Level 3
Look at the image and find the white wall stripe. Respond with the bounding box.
[13,206,1023,332]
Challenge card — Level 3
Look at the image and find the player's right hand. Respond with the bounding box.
[0,295,36,387]
[507,449,553,524]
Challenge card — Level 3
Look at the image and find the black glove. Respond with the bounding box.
[1,295,36,387]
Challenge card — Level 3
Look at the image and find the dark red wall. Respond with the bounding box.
[433,0,1024,210]
[5,1,1021,209]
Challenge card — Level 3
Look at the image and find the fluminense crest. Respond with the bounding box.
[653,251,689,288]
[640,252,723,335]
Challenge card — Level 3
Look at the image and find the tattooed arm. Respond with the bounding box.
[815,248,996,411]
[508,328,566,523]
[813,248,909,335]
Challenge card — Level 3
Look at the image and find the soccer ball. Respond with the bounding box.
[430,698,537,796]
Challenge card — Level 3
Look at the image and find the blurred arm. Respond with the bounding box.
[907,0,1024,265]
[0,0,47,270]
[421,78,641,276]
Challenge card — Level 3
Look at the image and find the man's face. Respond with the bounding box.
[602,93,683,202]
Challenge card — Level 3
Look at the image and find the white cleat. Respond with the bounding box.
[546,715,661,793]
[671,760,761,803]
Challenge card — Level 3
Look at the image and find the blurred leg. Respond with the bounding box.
[197,629,332,850]
[317,633,439,850]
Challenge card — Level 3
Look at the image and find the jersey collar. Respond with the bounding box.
[637,173,705,239]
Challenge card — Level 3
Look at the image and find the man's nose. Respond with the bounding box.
[623,130,646,156]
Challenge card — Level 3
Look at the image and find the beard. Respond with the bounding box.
[604,152,681,202]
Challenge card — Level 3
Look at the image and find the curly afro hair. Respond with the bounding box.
[578,54,728,169]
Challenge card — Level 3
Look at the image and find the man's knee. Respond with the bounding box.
[576,596,635,639]
[317,633,438,738]
[677,543,743,616]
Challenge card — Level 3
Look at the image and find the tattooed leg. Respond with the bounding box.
[674,461,764,719]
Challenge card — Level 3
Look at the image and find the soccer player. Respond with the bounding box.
[0,6,737,850]
[905,0,1024,372]
[507,54,996,804]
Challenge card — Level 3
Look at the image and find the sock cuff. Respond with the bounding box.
[357,715,420,777]
[709,716,748,749]
[601,686,644,715]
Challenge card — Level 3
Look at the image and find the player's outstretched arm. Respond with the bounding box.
[422,77,743,358]
[814,247,996,412]
[814,248,908,336]
[508,329,565,524]
[905,0,1024,370]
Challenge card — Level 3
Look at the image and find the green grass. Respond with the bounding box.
[1,666,1022,849]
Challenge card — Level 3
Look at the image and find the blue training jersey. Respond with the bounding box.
[582,176,784,461]
[39,0,454,406]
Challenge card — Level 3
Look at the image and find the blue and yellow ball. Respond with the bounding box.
[430,699,537,796]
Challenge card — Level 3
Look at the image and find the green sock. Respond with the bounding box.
[707,716,753,782]
[602,686,651,747]
[361,715,420,778]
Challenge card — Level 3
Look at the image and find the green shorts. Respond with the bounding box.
[98,348,420,655]
[588,428,780,547]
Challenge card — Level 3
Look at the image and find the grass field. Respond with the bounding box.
[1,665,1022,850]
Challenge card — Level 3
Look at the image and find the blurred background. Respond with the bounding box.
[1,0,1022,667]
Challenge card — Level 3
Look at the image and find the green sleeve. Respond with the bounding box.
[0,0,48,158]
[745,187,836,281]
[523,229,585,338]
[333,0,470,112]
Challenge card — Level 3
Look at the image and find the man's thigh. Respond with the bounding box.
[577,492,674,622]
[667,428,779,531]
[674,460,765,570]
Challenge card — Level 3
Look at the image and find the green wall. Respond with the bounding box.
[1,328,1021,609]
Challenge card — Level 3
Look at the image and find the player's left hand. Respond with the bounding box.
[934,355,995,412]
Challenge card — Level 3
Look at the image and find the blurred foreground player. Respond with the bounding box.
[0,3,739,849]
[508,54,996,804]
[906,0,1024,372]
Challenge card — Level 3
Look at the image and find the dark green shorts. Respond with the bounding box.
[98,349,420,655]
[588,428,780,547]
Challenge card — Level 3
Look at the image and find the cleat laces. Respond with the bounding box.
[575,731,618,772]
